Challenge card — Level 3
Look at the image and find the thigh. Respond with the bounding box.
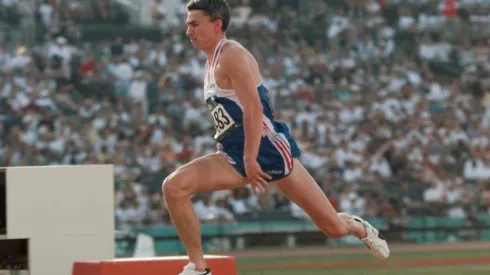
[273,159,342,223]
[172,152,248,194]
[256,133,297,182]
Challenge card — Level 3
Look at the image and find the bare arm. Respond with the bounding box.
[220,46,263,161]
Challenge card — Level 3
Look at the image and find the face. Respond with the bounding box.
[186,10,222,50]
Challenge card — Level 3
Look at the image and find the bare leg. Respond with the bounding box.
[162,153,246,272]
[274,159,366,239]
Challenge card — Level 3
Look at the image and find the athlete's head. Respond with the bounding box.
[186,0,231,49]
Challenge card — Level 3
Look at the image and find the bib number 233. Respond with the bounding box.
[211,104,235,140]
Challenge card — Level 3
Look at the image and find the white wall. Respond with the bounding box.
[4,165,114,275]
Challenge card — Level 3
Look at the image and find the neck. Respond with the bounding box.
[204,35,225,61]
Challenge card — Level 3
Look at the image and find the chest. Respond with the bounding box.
[204,62,232,90]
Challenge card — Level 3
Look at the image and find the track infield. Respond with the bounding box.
[234,242,490,275]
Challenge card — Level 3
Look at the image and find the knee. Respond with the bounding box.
[161,172,193,201]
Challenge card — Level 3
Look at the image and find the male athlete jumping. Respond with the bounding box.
[162,1,390,274]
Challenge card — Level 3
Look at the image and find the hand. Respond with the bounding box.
[244,159,272,195]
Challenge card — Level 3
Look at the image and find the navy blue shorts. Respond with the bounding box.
[217,121,301,182]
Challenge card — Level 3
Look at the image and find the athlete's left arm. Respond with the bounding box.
[220,45,263,162]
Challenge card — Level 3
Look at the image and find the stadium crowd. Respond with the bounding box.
[0,0,490,230]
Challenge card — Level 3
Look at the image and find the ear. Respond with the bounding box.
[215,18,223,32]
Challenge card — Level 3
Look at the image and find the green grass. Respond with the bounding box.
[236,249,490,275]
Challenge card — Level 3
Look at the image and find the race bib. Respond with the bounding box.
[210,103,235,140]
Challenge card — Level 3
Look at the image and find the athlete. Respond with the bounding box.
[162,1,390,274]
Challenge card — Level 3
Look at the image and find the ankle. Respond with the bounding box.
[352,217,368,238]
[339,213,367,239]
[193,261,208,272]
[359,226,368,239]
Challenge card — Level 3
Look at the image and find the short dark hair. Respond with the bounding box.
[187,0,231,32]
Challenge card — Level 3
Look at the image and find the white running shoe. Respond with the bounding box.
[352,215,390,259]
[178,263,212,275]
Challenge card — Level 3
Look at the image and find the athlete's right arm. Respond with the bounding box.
[220,45,271,193]
[220,46,263,162]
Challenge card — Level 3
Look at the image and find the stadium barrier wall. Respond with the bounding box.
[115,216,490,256]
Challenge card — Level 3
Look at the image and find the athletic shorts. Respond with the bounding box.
[217,121,301,182]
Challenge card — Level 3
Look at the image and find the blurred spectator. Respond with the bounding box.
[0,0,489,228]
[194,194,235,224]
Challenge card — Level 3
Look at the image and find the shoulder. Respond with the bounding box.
[219,40,251,67]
